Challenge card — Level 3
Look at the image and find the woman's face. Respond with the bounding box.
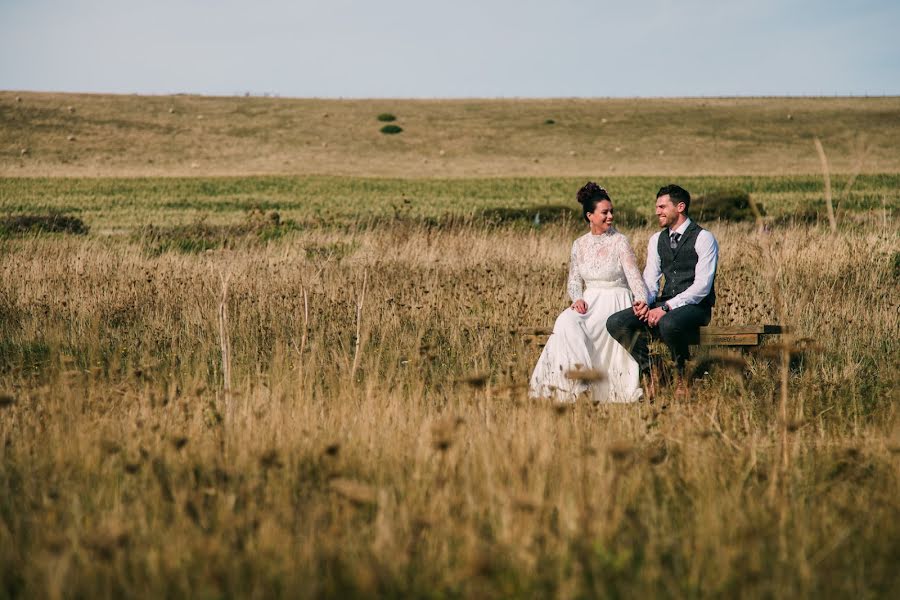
[587,199,614,233]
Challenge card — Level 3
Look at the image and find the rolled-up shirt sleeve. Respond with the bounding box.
[666,230,718,310]
[643,232,662,305]
[618,235,648,304]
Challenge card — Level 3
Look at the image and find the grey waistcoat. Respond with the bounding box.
[657,220,716,308]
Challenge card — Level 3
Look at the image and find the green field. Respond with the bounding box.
[2,173,897,231]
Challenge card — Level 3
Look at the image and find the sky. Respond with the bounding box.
[2,0,899,97]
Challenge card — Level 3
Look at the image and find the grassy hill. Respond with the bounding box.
[2,91,899,177]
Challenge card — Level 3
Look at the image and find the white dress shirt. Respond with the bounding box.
[644,218,719,309]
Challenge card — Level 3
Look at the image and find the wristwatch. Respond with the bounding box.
[661,303,671,312]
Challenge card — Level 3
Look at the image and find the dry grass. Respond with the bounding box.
[1,91,898,596]
[3,92,900,177]
[0,210,897,597]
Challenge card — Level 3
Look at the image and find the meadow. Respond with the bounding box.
[0,93,899,598]
[3,92,900,178]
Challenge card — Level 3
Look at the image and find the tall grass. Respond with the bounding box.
[0,209,897,597]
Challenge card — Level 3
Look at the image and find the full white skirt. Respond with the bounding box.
[529,286,642,403]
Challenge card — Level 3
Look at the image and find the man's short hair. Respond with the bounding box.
[657,184,691,212]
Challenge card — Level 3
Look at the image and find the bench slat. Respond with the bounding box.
[698,333,759,346]
[702,325,785,335]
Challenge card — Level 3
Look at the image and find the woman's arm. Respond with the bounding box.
[619,235,648,303]
[567,240,584,303]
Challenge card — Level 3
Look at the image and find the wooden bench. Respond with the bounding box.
[697,325,786,346]
[518,324,785,348]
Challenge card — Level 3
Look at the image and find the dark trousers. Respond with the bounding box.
[606,301,712,375]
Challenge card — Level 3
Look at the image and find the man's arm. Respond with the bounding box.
[643,232,662,306]
[665,231,718,310]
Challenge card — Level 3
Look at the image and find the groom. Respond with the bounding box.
[606,184,719,399]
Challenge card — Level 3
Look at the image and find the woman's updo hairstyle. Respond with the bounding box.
[576,181,611,222]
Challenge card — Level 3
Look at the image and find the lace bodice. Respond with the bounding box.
[567,228,648,303]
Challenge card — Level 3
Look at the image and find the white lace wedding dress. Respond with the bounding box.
[529,228,648,403]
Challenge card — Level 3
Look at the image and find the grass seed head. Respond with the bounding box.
[458,373,489,389]
[786,419,805,432]
[259,449,283,469]
[511,495,539,512]
[608,440,634,462]
[329,478,378,507]
[565,368,605,383]
[431,415,465,451]
[45,534,69,556]
[691,352,747,379]
[552,402,574,415]
[100,439,122,455]
[83,525,130,562]
[324,443,341,457]
[645,440,668,465]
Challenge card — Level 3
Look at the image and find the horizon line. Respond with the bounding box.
[5,89,900,101]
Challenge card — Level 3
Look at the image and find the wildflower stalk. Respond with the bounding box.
[813,137,837,233]
[350,269,368,382]
[218,272,232,407]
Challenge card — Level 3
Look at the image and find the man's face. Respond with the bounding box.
[655,194,683,228]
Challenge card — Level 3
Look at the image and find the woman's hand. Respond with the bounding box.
[571,300,588,314]
[633,301,649,320]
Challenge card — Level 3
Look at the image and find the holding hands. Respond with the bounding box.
[645,307,667,327]
[633,300,667,327]
[632,300,649,320]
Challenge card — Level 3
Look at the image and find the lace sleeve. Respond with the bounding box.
[567,240,583,302]
[618,235,648,303]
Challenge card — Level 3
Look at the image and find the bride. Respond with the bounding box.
[529,182,648,403]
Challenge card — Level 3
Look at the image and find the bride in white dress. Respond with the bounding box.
[529,182,648,403]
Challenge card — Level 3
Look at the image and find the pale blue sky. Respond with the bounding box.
[2,0,898,97]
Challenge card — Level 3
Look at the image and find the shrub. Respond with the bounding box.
[0,213,88,236]
[544,119,555,125]
[380,125,403,135]
[377,113,397,122]
[693,190,762,222]
[772,207,820,226]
